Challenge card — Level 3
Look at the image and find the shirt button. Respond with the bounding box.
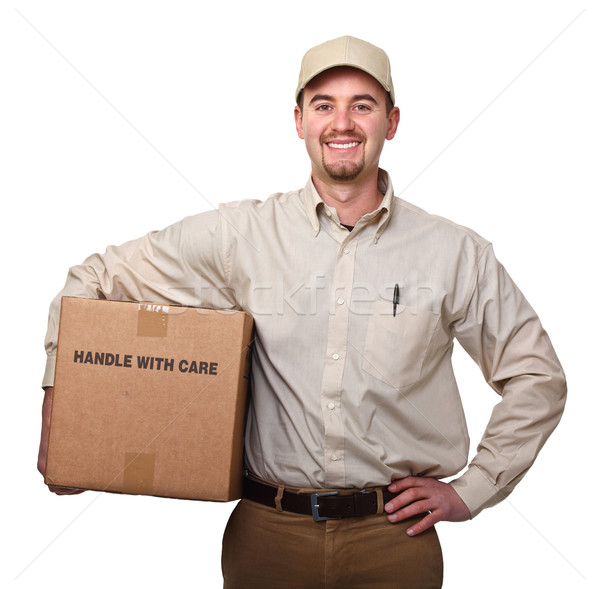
[331,455,339,461]
[343,248,350,254]
[332,353,340,360]
[325,210,332,218]
[327,402,335,410]
[337,298,345,305]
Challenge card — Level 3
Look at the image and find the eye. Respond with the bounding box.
[354,104,371,112]
[316,104,332,111]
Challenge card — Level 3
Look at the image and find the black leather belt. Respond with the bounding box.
[243,477,396,522]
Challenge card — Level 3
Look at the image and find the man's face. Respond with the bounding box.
[294,67,399,185]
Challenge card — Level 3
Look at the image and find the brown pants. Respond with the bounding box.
[222,498,443,588]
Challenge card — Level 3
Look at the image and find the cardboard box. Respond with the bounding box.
[45,297,254,502]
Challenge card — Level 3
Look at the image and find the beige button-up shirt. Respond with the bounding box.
[43,170,566,517]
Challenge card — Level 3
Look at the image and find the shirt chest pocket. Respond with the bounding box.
[361,300,440,388]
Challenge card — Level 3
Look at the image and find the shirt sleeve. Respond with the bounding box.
[448,244,567,517]
[42,210,234,388]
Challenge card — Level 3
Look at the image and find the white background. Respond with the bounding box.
[1,1,598,587]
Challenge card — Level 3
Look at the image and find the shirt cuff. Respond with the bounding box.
[449,465,506,518]
[42,355,56,389]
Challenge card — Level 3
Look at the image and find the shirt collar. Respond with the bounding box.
[302,169,395,241]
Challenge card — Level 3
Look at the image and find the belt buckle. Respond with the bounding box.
[310,491,340,522]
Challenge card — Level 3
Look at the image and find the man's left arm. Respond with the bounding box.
[384,244,567,534]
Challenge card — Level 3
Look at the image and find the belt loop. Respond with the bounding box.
[274,485,284,512]
[375,487,384,515]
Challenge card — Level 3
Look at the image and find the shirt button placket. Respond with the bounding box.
[320,239,356,487]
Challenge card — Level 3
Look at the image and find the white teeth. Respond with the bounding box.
[328,141,359,149]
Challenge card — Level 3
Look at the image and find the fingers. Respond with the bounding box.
[384,477,471,535]
[385,479,433,515]
[385,496,439,535]
[405,512,439,536]
[387,476,426,494]
[384,493,431,523]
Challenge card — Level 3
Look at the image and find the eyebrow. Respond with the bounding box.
[308,93,379,106]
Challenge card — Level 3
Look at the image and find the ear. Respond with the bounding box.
[386,106,400,140]
[294,105,305,140]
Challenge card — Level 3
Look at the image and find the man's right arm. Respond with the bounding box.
[42,210,232,387]
[39,210,233,491]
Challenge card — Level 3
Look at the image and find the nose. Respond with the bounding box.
[331,107,354,133]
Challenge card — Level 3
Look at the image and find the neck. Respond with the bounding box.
[311,168,383,226]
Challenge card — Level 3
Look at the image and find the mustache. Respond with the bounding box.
[320,133,366,145]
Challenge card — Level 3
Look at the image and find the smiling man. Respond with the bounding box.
[39,36,566,588]
[295,66,399,226]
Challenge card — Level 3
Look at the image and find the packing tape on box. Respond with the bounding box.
[137,304,169,337]
[123,453,156,494]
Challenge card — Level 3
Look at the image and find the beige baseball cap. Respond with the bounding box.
[295,36,395,104]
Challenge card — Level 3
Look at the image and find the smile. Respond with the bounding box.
[327,141,360,149]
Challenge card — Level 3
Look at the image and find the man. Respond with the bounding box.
[39,36,566,588]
